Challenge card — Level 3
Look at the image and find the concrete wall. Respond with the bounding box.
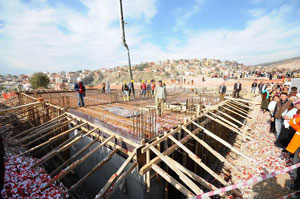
[70,130,164,199]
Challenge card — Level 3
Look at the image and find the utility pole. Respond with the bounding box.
[118,0,133,81]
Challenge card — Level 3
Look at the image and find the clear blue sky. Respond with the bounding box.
[0,0,300,75]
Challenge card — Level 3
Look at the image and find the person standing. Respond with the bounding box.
[272,92,292,139]
[122,81,129,102]
[251,80,258,94]
[146,80,151,99]
[233,81,242,98]
[154,80,167,117]
[74,78,86,107]
[258,81,264,94]
[107,81,111,94]
[151,80,156,98]
[129,80,135,98]
[140,80,147,98]
[219,82,226,102]
[102,82,106,93]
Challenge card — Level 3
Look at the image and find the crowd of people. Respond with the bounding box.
[258,81,300,196]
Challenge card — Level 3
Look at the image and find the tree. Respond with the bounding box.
[29,72,50,89]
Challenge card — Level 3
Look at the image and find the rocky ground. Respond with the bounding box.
[229,97,297,199]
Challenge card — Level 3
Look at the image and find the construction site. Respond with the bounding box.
[1,86,295,199]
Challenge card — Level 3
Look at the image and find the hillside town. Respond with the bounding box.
[1,57,300,93]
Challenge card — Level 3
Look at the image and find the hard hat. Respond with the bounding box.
[142,80,145,83]
[124,81,127,84]
[131,80,134,82]
[77,77,82,82]
[148,80,150,83]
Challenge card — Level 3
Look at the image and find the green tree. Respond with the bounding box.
[29,72,50,89]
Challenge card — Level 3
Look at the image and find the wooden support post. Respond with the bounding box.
[204,114,253,141]
[182,126,239,173]
[96,150,136,198]
[146,148,151,192]
[42,135,115,191]
[191,121,251,160]
[151,164,194,198]
[69,148,118,193]
[149,145,203,195]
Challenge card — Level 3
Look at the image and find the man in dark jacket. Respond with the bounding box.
[251,80,258,94]
[219,82,226,102]
[258,81,264,94]
[272,92,292,141]
[74,78,86,107]
[233,81,242,98]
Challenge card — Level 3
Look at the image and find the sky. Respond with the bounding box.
[0,0,300,75]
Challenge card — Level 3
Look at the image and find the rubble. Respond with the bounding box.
[1,151,69,199]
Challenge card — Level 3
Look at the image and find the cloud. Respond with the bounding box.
[167,5,300,65]
[0,0,300,75]
[0,0,157,74]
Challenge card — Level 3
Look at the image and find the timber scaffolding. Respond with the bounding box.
[0,92,257,199]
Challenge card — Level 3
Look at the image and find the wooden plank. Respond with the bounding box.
[103,162,138,199]
[165,156,218,191]
[151,164,194,198]
[208,112,239,129]
[50,137,98,177]
[224,103,248,116]
[149,145,203,195]
[31,126,97,168]
[0,102,41,114]
[96,150,136,198]
[204,114,253,141]
[10,113,66,139]
[181,127,239,173]
[139,118,212,175]
[221,106,250,120]
[191,121,251,160]
[69,148,118,193]
[168,135,229,187]
[42,135,115,191]
[229,100,253,109]
[226,101,249,114]
[216,110,243,126]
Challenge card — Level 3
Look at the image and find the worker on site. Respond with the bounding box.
[151,80,156,98]
[74,77,86,107]
[107,81,110,94]
[219,82,227,102]
[140,80,147,98]
[122,81,129,102]
[128,80,135,98]
[154,80,167,117]
[146,80,151,99]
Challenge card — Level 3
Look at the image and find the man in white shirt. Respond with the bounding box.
[154,80,167,117]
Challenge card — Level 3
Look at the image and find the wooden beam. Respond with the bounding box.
[96,150,136,198]
[103,162,138,199]
[31,126,96,168]
[229,100,253,109]
[208,112,239,129]
[165,156,218,191]
[168,135,230,187]
[181,127,239,173]
[0,102,41,115]
[151,164,194,198]
[226,101,249,114]
[204,114,253,141]
[149,145,203,195]
[41,135,115,191]
[69,148,118,193]
[191,121,251,160]
[221,106,250,120]
[224,103,249,116]
[50,137,98,177]
[216,110,243,126]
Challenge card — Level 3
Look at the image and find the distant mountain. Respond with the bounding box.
[257,56,300,69]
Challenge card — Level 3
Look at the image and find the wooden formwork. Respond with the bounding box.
[0,92,255,199]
